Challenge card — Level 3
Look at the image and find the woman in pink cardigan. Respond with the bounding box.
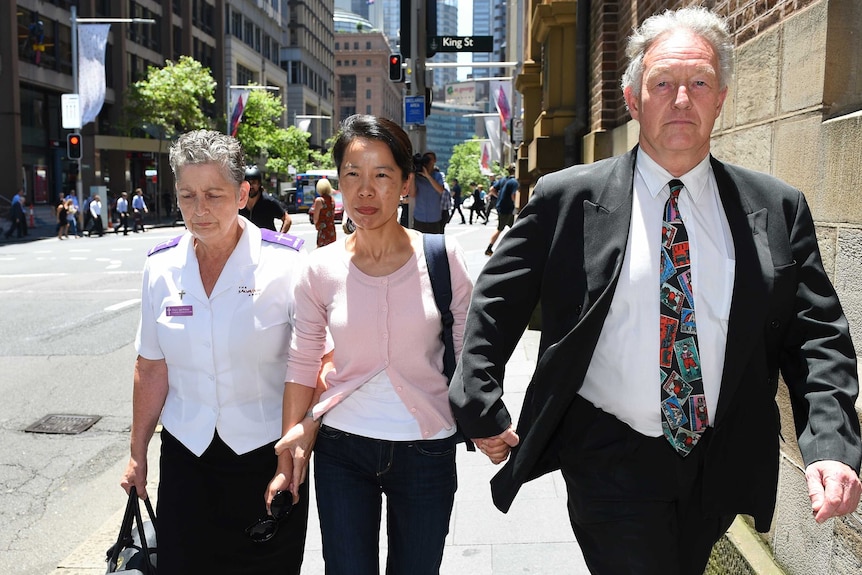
[267,115,473,574]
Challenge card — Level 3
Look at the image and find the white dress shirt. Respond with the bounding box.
[578,149,736,436]
[136,218,304,456]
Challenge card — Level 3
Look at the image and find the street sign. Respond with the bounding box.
[61,94,82,129]
[429,35,493,53]
[405,95,426,125]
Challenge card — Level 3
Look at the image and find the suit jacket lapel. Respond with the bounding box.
[711,158,771,423]
[583,150,636,305]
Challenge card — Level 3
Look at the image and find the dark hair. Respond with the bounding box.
[332,115,413,182]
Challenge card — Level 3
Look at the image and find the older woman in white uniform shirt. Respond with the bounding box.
[120,130,308,574]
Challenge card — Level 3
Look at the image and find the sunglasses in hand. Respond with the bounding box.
[245,490,294,543]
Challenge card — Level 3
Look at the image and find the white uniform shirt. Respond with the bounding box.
[579,150,735,436]
[135,218,304,456]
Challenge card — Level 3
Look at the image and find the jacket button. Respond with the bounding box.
[770,320,780,329]
[576,305,583,315]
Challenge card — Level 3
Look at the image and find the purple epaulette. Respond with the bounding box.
[261,229,304,251]
[147,235,183,256]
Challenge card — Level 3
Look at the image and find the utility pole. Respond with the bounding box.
[71,6,83,218]
[408,1,426,156]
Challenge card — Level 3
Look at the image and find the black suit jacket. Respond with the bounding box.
[449,147,862,531]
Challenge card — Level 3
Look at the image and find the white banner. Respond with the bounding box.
[78,24,110,126]
[295,118,312,133]
[484,116,501,166]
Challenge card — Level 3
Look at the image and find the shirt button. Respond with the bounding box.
[382,306,388,312]
[382,333,388,339]
[383,360,389,367]
[410,407,417,413]
[396,386,403,391]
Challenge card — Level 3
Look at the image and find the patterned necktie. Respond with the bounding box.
[659,179,708,456]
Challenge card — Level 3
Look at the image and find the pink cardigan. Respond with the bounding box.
[285,236,473,439]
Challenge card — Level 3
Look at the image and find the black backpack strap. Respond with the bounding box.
[423,234,475,451]
[423,233,455,380]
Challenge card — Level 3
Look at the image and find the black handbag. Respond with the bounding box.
[105,486,157,574]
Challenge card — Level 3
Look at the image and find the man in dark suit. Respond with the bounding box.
[449,7,862,574]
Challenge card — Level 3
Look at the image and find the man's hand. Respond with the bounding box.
[473,425,520,465]
[805,460,862,523]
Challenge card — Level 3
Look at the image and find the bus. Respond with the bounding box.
[293,170,338,213]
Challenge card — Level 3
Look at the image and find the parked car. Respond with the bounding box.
[308,191,344,224]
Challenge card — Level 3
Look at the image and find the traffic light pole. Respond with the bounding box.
[71,6,83,222]
[408,1,426,156]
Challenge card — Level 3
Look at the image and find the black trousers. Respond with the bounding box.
[157,429,309,575]
[558,395,735,575]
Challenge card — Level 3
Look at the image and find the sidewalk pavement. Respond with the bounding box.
[1,204,175,243]
[50,329,594,575]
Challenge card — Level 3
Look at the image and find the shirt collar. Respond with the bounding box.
[636,148,713,203]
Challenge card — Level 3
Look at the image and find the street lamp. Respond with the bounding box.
[70,6,155,226]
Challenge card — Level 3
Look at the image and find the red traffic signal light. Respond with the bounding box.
[67,133,82,160]
[388,53,404,82]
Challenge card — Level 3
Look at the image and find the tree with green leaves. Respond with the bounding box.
[233,88,313,178]
[124,55,216,138]
[445,139,501,198]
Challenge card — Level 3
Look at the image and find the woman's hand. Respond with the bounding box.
[273,417,321,503]
[120,456,149,499]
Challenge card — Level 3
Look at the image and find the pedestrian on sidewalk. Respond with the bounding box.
[268,114,473,575]
[450,7,861,575]
[484,175,500,224]
[121,129,310,575]
[55,198,68,239]
[468,182,487,224]
[4,189,25,239]
[115,191,130,235]
[132,187,148,232]
[411,151,446,234]
[88,194,104,236]
[484,165,518,256]
[449,178,466,224]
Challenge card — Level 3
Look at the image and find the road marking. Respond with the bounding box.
[1,273,69,278]
[104,299,141,312]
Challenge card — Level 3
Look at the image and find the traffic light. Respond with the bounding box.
[388,53,404,82]
[67,133,82,160]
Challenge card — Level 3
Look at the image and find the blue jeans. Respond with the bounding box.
[314,425,457,575]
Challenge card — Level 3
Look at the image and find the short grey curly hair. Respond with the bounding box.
[168,129,246,185]
[621,6,734,99]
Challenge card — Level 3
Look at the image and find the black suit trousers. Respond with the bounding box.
[558,395,735,575]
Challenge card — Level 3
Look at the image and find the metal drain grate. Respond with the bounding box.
[25,414,101,435]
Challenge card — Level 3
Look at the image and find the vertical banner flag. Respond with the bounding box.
[229,89,249,136]
[78,24,110,126]
[295,118,312,133]
[479,141,492,174]
[491,80,512,134]
[484,116,501,166]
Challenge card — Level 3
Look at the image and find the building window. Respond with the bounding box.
[366,89,372,99]
[335,42,340,50]
[340,75,356,99]
[366,105,372,114]
[244,21,254,47]
[237,64,256,86]
[365,59,371,66]
[231,10,242,37]
[366,41,371,49]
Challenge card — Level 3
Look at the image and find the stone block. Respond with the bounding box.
[835,228,862,356]
[736,30,780,125]
[711,123,773,173]
[823,112,862,223]
[780,0,827,113]
[774,114,825,211]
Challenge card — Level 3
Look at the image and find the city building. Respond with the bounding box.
[1,0,334,214]
[424,101,483,173]
[333,9,403,124]
[281,0,335,149]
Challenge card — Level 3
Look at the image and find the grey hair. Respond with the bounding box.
[621,6,733,99]
[168,129,246,185]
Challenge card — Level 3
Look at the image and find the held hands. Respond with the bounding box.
[805,460,862,523]
[473,425,520,465]
[267,417,320,511]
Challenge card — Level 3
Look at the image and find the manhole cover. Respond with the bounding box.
[25,414,102,435]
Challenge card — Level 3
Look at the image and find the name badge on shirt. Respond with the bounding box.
[166,305,193,317]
